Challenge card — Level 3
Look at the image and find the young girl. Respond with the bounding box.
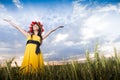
[3,19,63,74]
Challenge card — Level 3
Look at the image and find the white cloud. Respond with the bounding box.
[53,33,68,43]
[72,2,120,43]
[0,4,8,25]
[0,47,11,51]
[0,4,7,12]
[99,42,120,55]
[0,4,5,9]
[80,14,109,41]
[96,4,118,12]
[0,42,11,48]
[12,0,23,9]
[72,1,88,18]
[70,1,120,57]
[44,51,56,58]
[80,40,90,45]
[81,27,95,40]
[64,41,74,46]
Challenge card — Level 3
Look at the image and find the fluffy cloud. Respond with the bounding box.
[12,0,23,9]
[0,4,5,10]
[53,33,68,43]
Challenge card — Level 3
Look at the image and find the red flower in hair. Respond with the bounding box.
[29,21,44,33]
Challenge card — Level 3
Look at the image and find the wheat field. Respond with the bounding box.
[0,46,120,80]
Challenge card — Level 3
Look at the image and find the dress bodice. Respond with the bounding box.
[27,35,41,42]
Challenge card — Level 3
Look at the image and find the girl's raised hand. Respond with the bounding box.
[58,26,64,28]
[3,19,11,22]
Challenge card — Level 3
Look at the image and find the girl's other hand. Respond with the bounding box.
[3,19,11,22]
[58,26,64,28]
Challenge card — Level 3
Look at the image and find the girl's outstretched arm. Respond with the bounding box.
[42,26,64,40]
[3,19,29,37]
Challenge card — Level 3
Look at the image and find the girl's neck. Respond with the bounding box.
[34,31,38,35]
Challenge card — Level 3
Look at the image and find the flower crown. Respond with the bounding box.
[29,21,44,33]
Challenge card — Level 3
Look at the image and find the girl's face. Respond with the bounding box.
[33,24,39,31]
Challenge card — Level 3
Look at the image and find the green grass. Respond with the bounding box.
[0,46,120,80]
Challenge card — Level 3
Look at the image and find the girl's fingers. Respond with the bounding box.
[59,26,64,28]
[3,19,10,22]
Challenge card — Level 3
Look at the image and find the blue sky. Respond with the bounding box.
[0,0,120,65]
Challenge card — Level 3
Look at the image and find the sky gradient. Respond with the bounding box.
[0,0,120,66]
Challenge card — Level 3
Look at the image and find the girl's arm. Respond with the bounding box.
[42,26,64,40]
[3,19,29,37]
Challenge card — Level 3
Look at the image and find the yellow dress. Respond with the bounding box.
[20,35,44,74]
